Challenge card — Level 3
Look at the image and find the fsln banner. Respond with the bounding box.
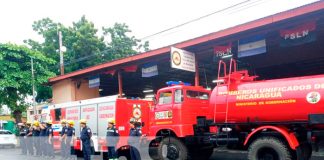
[214,43,232,57]
[142,63,158,77]
[89,75,100,88]
[238,35,266,58]
[170,47,196,72]
[280,21,316,47]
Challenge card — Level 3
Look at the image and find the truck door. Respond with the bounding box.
[154,90,174,124]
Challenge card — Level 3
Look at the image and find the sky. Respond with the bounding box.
[0,0,320,50]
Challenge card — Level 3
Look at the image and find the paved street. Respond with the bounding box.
[1,147,324,160]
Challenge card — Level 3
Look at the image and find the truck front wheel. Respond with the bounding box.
[248,137,292,160]
[156,137,188,160]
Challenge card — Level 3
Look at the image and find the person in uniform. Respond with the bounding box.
[18,123,28,155]
[39,121,47,157]
[66,120,76,159]
[80,119,92,160]
[60,119,68,159]
[26,121,34,156]
[32,121,41,156]
[106,118,119,160]
[129,118,142,160]
[45,120,55,159]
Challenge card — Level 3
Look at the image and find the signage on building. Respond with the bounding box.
[238,35,266,58]
[170,47,196,72]
[280,21,316,47]
[142,63,158,77]
[89,76,100,88]
[214,44,232,57]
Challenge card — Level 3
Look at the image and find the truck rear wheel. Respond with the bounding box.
[248,137,292,160]
[156,137,188,160]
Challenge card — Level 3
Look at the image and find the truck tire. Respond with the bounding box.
[156,137,188,160]
[247,137,292,160]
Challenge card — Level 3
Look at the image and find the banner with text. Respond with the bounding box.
[171,47,196,72]
[214,43,232,57]
[89,76,100,88]
[142,63,158,77]
[280,21,316,47]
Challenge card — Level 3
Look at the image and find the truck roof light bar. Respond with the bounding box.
[166,81,191,86]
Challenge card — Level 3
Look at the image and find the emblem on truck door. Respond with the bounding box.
[133,104,142,120]
[306,92,321,104]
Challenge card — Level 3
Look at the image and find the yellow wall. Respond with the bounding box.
[0,115,27,123]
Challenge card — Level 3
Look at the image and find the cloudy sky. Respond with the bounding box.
[0,0,319,49]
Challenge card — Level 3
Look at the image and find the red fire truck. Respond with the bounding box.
[50,59,324,160]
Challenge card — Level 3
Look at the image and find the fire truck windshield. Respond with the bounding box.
[158,91,172,105]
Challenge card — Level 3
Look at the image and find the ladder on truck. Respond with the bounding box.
[213,58,239,147]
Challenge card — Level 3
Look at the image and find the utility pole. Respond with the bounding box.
[58,31,64,75]
[31,58,36,118]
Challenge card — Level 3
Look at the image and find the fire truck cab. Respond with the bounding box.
[148,81,214,160]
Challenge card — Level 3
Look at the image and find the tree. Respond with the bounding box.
[25,17,149,73]
[102,23,149,61]
[0,43,55,122]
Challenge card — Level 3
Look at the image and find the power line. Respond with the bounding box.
[62,0,268,66]
[139,0,252,41]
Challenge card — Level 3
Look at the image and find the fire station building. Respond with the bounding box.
[48,1,324,104]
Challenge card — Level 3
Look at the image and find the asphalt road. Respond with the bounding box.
[0,147,323,160]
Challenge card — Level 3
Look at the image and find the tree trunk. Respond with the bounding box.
[13,110,22,123]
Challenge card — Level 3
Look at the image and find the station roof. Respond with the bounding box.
[48,1,324,84]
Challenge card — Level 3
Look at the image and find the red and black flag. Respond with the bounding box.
[213,43,232,58]
[280,21,317,47]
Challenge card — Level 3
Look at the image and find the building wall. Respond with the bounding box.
[75,80,99,101]
[52,79,75,104]
[0,115,27,123]
[52,78,99,104]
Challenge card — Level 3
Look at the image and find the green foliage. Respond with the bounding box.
[25,16,149,74]
[0,43,55,122]
[102,23,149,61]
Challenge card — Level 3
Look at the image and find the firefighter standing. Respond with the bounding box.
[19,123,28,155]
[45,120,55,159]
[26,121,34,156]
[129,118,142,160]
[60,119,68,159]
[80,119,92,160]
[66,120,76,159]
[32,121,41,156]
[39,121,47,157]
[106,118,119,160]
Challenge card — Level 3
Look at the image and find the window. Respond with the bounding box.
[55,108,61,121]
[38,110,42,114]
[158,91,172,105]
[30,111,34,115]
[174,89,183,103]
[186,90,209,100]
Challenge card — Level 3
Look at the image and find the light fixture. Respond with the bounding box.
[143,89,153,93]
[145,94,155,98]
[212,79,225,83]
[99,89,103,92]
[221,54,233,59]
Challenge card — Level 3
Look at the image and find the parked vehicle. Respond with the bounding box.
[0,130,18,148]
[50,59,324,160]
